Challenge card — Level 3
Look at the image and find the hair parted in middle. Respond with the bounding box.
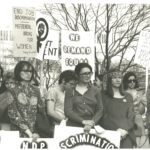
[122,71,139,90]
[14,61,34,82]
[105,68,124,97]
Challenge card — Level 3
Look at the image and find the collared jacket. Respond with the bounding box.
[64,85,103,127]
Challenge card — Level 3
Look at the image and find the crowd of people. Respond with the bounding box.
[0,61,150,148]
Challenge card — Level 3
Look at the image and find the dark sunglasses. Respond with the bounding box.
[128,79,136,83]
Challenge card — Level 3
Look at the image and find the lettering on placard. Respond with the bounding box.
[20,141,48,149]
[59,133,118,149]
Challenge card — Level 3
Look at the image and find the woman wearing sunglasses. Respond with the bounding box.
[123,71,148,148]
[64,63,103,133]
[8,61,44,138]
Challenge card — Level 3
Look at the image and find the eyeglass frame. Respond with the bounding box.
[79,72,93,76]
[127,79,136,83]
[21,69,33,73]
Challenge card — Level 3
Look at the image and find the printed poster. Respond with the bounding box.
[61,30,95,75]
[13,7,37,57]
[36,12,59,61]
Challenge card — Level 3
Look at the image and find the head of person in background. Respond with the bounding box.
[14,61,34,84]
[58,70,77,91]
[93,72,103,89]
[123,71,139,91]
[75,63,93,85]
[106,68,124,97]
[46,70,77,127]
[4,72,16,89]
[0,66,7,94]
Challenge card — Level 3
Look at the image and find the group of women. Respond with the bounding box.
[0,61,149,148]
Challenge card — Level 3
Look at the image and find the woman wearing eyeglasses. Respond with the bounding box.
[64,63,103,133]
[8,61,44,138]
[123,71,148,148]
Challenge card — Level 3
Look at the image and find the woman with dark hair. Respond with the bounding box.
[0,66,13,130]
[64,63,103,133]
[47,70,76,124]
[101,69,136,148]
[8,61,44,138]
[123,71,147,148]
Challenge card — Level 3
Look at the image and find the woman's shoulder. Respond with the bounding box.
[124,92,133,103]
[89,85,101,92]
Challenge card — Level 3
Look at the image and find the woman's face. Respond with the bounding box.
[79,67,92,84]
[20,65,33,82]
[127,75,136,89]
[111,72,122,88]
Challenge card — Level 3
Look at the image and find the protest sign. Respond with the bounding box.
[134,30,150,91]
[36,12,59,61]
[54,125,120,149]
[0,131,20,150]
[134,30,150,68]
[61,30,95,75]
[13,7,36,57]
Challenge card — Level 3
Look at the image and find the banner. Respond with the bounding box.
[36,12,59,61]
[13,7,36,57]
[134,30,150,68]
[61,31,95,75]
[54,125,120,149]
[0,131,20,149]
[0,126,120,150]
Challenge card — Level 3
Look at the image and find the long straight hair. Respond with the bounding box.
[106,76,124,98]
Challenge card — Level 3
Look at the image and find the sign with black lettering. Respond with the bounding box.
[134,30,150,68]
[54,125,120,149]
[13,7,36,57]
[36,12,59,60]
[20,141,48,149]
[61,31,95,74]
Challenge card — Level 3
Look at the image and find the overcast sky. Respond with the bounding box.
[1,0,150,28]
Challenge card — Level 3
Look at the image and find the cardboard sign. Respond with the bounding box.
[61,30,95,75]
[13,7,36,57]
[134,30,150,68]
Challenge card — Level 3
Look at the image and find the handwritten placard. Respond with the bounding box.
[134,30,150,68]
[13,7,36,57]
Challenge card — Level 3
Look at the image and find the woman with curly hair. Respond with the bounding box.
[123,71,148,148]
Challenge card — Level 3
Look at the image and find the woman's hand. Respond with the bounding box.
[84,124,92,133]
[82,120,95,133]
[25,129,33,138]
[117,128,128,139]
[82,120,95,127]
[32,133,40,141]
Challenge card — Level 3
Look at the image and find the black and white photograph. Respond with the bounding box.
[0,0,150,149]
